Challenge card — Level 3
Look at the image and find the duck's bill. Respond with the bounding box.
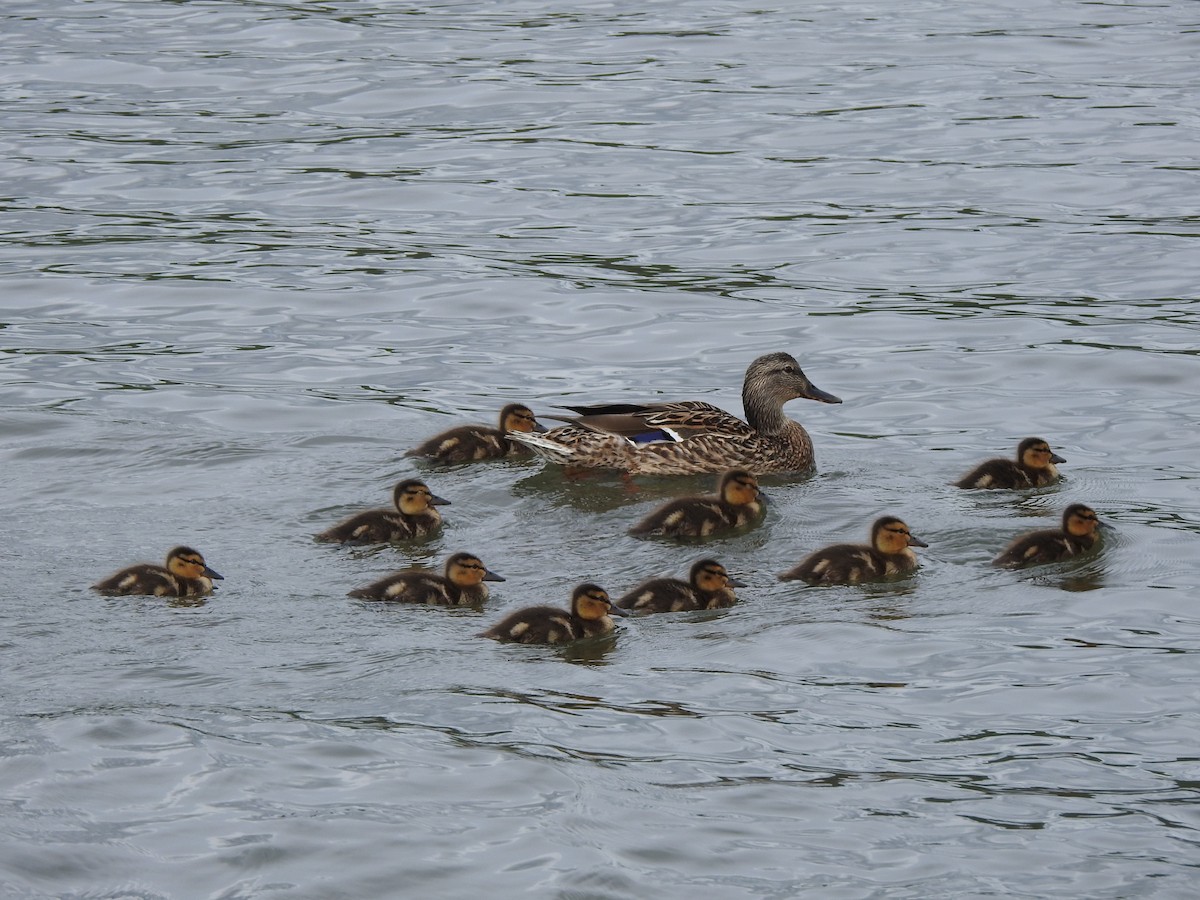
[606,604,630,617]
[804,384,842,404]
[206,567,225,580]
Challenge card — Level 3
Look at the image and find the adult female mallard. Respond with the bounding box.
[778,516,928,585]
[479,583,628,644]
[992,503,1104,567]
[616,558,744,613]
[629,469,765,538]
[347,552,504,604]
[406,403,545,464]
[92,546,223,597]
[508,352,840,475]
[314,479,449,544]
[955,437,1066,489]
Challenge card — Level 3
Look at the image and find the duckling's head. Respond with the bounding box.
[717,469,761,507]
[393,479,451,515]
[445,552,505,587]
[745,352,841,407]
[571,583,628,620]
[871,517,928,554]
[165,546,223,582]
[1062,504,1101,538]
[1018,437,1066,470]
[689,558,745,593]
[500,404,545,434]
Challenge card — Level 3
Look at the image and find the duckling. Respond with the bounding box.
[616,558,745,614]
[955,437,1065,489]
[407,403,546,464]
[778,516,928,585]
[480,583,628,644]
[629,469,765,538]
[315,479,449,544]
[992,503,1104,567]
[92,546,223,597]
[348,552,504,604]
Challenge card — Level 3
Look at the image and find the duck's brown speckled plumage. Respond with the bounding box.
[92,546,223,597]
[347,552,504,604]
[616,559,744,614]
[629,469,765,538]
[992,503,1103,567]
[779,516,928,585]
[955,437,1065,489]
[508,352,840,475]
[480,583,628,644]
[407,404,545,464]
[314,479,449,544]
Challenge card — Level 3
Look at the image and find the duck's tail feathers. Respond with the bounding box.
[507,431,579,464]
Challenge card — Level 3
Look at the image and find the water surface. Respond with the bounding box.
[3,1,1200,897]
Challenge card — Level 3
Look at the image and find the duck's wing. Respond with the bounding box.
[557,401,752,442]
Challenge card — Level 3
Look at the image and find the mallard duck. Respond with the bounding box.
[992,503,1104,567]
[778,516,928,585]
[955,437,1065,489]
[508,351,840,475]
[629,469,765,538]
[314,479,449,544]
[616,558,745,614]
[479,583,628,644]
[92,546,223,597]
[406,403,546,464]
[347,552,504,604]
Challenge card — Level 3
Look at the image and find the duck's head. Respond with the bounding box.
[166,546,223,582]
[717,469,762,507]
[1063,504,1101,538]
[571,583,628,619]
[445,552,505,587]
[393,479,451,514]
[871,517,928,554]
[1018,437,1066,470]
[745,352,841,407]
[689,558,746,592]
[500,404,546,434]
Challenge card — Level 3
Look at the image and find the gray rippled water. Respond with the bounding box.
[3,0,1200,898]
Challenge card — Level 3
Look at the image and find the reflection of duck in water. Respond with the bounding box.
[92,546,223,597]
[407,404,545,464]
[629,470,765,538]
[315,479,448,544]
[616,559,744,613]
[992,504,1104,567]
[778,517,927,585]
[954,437,1065,489]
[480,584,628,644]
[509,352,840,475]
[348,552,504,604]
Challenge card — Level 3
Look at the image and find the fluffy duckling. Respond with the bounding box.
[616,558,745,614]
[92,546,223,597]
[778,516,928,585]
[407,403,545,464]
[955,437,1065,489]
[629,469,765,538]
[315,479,449,544]
[348,552,504,604]
[992,503,1104,567]
[480,583,628,644]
